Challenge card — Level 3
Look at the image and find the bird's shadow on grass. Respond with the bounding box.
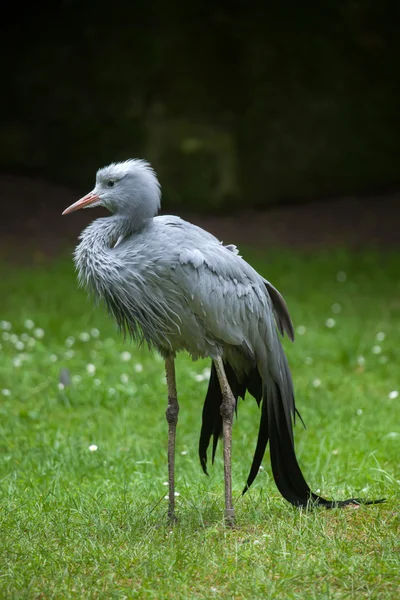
[125,485,393,537]
[117,487,289,533]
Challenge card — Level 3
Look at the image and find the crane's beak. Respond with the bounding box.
[62,192,100,215]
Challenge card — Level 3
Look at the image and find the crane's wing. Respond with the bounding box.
[174,242,294,351]
[169,237,300,469]
[264,280,295,342]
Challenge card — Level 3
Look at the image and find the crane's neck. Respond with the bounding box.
[74,214,141,292]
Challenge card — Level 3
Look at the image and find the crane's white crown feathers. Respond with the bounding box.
[96,159,160,191]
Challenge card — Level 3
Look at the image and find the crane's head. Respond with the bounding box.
[62,159,161,221]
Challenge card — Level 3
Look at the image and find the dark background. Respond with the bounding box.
[1,1,399,253]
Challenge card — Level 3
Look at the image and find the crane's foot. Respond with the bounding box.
[224,507,235,527]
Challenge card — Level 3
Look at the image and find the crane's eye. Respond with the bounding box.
[107,180,115,188]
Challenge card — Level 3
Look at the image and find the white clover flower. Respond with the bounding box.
[202,367,211,378]
[86,363,96,375]
[121,351,131,362]
[180,450,188,455]
[356,356,365,367]
[336,271,347,282]
[296,325,306,335]
[388,390,399,400]
[332,449,339,455]
[15,341,25,351]
[20,333,29,342]
[385,432,399,439]
[163,481,169,486]
[79,332,90,342]
[90,328,100,338]
[13,357,22,368]
[313,379,321,388]
[64,350,75,359]
[371,345,382,355]
[49,354,58,363]
[305,356,313,365]
[1,389,11,396]
[89,444,98,452]
[72,375,82,384]
[325,318,336,328]
[194,373,206,382]
[24,319,34,329]
[108,387,116,396]
[376,332,385,342]
[10,334,18,344]
[34,328,45,339]
[134,363,143,373]
[0,321,12,330]
[174,492,180,497]
[2,332,10,341]
[27,338,36,348]
[331,303,342,314]
[58,383,65,391]
[65,336,75,347]
[120,373,129,384]
[356,408,363,416]
[93,378,101,386]
[379,355,388,364]
[253,540,261,545]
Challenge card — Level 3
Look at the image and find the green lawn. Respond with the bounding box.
[0,248,399,599]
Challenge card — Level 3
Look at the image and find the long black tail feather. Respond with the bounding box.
[242,378,270,493]
[264,381,385,508]
[200,360,384,508]
[199,361,262,475]
[199,362,242,475]
[198,363,220,475]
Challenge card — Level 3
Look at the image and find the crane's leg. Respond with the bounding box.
[165,356,179,522]
[213,357,236,526]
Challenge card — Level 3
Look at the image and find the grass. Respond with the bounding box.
[0,247,399,599]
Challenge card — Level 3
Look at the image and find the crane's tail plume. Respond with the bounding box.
[199,360,384,508]
[199,362,222,475]
[199,362,244,475]
[199,361,263,474]
[243,376,385,508]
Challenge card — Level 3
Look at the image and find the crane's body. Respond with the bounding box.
[76,213,290,363]
[63,159,382,523]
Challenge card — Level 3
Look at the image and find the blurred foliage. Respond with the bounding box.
[1,1,400,210]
